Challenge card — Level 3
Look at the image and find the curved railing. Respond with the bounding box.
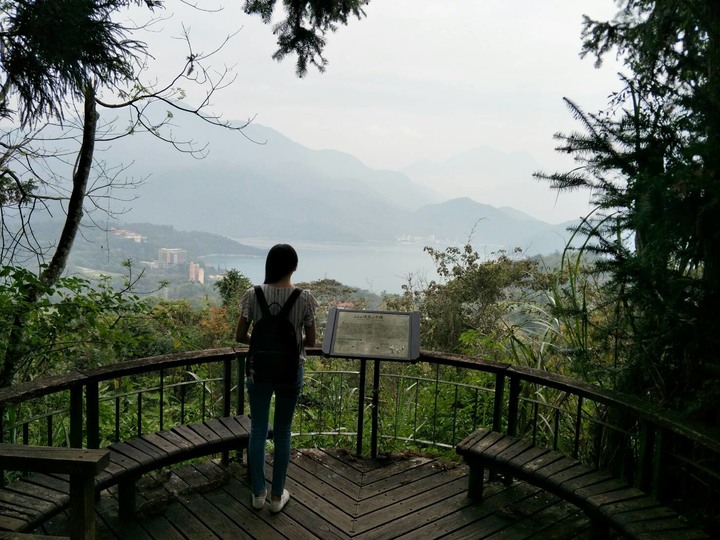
[0,347,718,530]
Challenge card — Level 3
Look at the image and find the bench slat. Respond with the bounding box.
[586,486,647,507]
[598,497,661,518]
[531,456,580,478]
[185,421,220,443]
[140,432,183,456]
[154,429,194,452]
[559,470,614,493]
[456,428,710,539]
[469,430,504,452]
[495,438,533,461]
[219,416,251,438]
[504,445,549,468]
[480,434,518,457]
[108,442,155,467]
[170,425,207,447]
[574,478,629,499]
[203,419,235,442]
[97,460,127,483]
[0,503,32,524]
[0,490,57,516]
[108,450,143,473]
[3,479,68,507]
[457,429,493,450]
[519,450,565,474]
[0,515,28,530]
[545,463,594,485]
[123,437,169,460]
[0,415,253,537]
[21,474,69,492]
[611,504,678,524]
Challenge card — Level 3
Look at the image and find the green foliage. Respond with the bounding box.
[0,0,159,123]
[214,269,251,306]
[486,225,624,388]
[244,0,369,76]
[0,260,243,384]
[0,265,154,379]
[536,2,720,423]
[409,244,546,358]
[295,278,370,341]
[214,268,252,327]
[379,237,625,392]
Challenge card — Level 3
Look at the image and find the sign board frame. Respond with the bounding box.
[322,308,421,361]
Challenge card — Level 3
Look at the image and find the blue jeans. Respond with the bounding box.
[247,366,303,497]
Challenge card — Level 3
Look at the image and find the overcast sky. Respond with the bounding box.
[133,1,624,223]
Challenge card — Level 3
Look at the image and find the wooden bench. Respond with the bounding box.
[0,415,254,539]
[456,429,710,539]
[0,444,109,540]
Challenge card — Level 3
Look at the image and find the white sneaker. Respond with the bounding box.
[252,491,266,510]
[269,489,290,513]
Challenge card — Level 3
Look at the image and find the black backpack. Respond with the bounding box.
[246,286,302,384]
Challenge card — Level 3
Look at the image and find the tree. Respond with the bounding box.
[402,244,544,359]
[295,278,369,341]
[0,0,243,386]
[243,0,370,76]
[0,0,370,386]
[536,1,720,423]
[214,269,252,326]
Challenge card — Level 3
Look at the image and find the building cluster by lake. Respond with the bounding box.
[111,228,220,284]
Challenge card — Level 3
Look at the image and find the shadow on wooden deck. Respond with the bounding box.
[40,448,601,539]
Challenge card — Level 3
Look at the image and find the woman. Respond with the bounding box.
[235,244,318,513]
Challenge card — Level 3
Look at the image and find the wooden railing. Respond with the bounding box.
[0,347,718,531]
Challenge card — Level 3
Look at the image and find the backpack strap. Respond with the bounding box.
[255,286,302,319]
[279,288,302,319]
[254,285,272,319]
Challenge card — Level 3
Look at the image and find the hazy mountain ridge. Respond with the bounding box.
[107,121,579,254]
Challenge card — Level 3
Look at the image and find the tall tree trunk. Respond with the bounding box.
[0,85,98,387]
[42,85,98,286]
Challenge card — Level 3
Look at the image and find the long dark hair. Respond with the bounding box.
[264,243,298,284]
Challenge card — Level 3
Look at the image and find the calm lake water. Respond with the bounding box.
[200,239,445,294]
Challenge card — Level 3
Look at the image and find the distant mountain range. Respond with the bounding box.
[103,119,580,255]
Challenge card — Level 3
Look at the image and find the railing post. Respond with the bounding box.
[492,372,506,433]
[371,359,381,459]
[222,357,232,465]
[86,380,100,449]
[237,354,246,416]
[573,396,584,459]
[637,420,655,492]
[159,369,165,431]
[507,375,520,437]
[356,358,367,457]
[47,414,53,447]
[223,358,232,418]
[114,396,121,443]
[431,364,440,445]
[70,382,84,448]
[652,427,668,501]
[137,393,143,437]
[0,405,4,487]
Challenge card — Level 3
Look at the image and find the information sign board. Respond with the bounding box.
[322,308,420,361]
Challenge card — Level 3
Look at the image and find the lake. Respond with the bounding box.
[199,239,446,294]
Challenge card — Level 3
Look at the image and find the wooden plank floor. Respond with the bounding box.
[40,448,602,539]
